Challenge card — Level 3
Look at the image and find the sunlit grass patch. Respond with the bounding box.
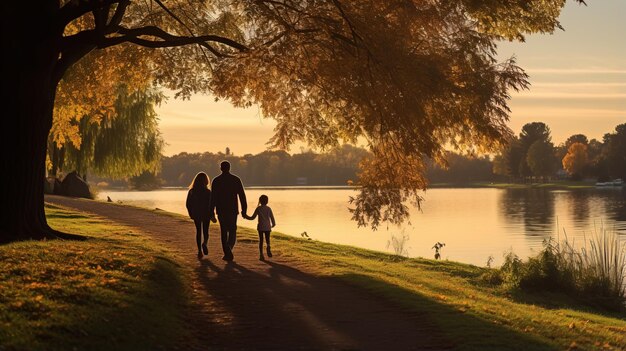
[250,226,626,350]
[0,204,191,351]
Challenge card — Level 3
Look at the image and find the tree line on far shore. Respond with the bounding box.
[80,122,625,190]
[492,122,625,182]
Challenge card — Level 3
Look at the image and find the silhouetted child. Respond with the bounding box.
[186,172,216,259]
[245,194,276,260]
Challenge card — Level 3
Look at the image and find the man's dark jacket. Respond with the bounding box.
[210,172,247,216]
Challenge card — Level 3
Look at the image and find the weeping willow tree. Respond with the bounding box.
[48,85,164,181]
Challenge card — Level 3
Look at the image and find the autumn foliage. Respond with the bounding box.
[562,142,589,177]
[2,0,584,241]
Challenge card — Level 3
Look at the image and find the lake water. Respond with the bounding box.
[96,187,626,267]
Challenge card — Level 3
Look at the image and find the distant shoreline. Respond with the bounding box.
[94,181,608,192]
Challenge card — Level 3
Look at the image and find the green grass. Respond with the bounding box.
[0,204,193,351]
[247,228,626,350]
[2,204,624,350]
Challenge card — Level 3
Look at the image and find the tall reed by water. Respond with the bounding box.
[386,231,410,257]
[495,224,626,311]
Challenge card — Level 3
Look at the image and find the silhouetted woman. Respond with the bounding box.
[186,172,215,259]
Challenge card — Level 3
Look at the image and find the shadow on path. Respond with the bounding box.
[335,274,557,351]
[44,195,558,351]
[193,259,451,350]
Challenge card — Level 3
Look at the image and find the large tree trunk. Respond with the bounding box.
[0,3,66,243]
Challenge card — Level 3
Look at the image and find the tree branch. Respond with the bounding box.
[58,0,122,26]
[54,40,98,83]
[253,0,293,30]
[93,4,110,37]
[150,0,217,63]
[330,0,363,43]
[106,0,130,32]
[152,0,195,36]
[98,25,248,52]
[56,1,246,80]
[259,0,305,15]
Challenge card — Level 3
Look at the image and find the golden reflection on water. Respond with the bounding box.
[97,187,625,267]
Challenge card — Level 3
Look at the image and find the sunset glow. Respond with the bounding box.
[156,0,625,156]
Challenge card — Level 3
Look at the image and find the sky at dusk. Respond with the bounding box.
[156,0,625,156]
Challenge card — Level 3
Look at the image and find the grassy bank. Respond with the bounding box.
[2,204,624,350]
[248,229,625,350]
[0,204,193,351]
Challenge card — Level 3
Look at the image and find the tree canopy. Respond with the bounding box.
[49,0,584,229]
[562,142,588,178]
[604,124,626,180]
[1,0,585,242]
[526,140,556,178]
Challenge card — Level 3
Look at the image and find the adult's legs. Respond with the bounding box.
[218,214,236,260]
[201,219,209,254]
[193,219,202,251]
[227,215,238,250]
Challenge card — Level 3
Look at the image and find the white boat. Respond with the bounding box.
[595,179,623,187]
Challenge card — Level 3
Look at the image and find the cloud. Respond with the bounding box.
[525,68,626,74]
[160,124,276,156]
[512,92,626,99]
[509,106,624,118]
[530,82,626,88]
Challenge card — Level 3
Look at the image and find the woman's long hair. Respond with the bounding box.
[189,172,210,190]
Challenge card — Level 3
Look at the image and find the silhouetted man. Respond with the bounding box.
[210,160,247,261]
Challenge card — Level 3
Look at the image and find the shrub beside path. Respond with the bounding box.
[45,195,448,351]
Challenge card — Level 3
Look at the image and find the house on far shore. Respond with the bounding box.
[296,177,308,185]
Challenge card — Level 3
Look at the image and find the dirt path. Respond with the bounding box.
[45,195,449,351]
